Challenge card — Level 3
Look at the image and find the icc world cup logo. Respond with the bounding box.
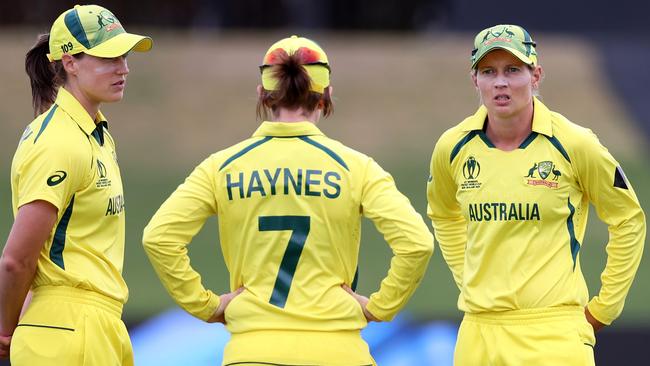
[97,159,107,178]
[463,156,481,180]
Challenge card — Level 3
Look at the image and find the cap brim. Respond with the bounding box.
[84,32,152,58]
[472,45,533,69]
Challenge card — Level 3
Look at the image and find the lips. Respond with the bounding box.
[494,94,510,106]
[112,80,125,86]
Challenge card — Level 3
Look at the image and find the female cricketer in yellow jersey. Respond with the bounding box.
[427,24,646,365]
[143,35,434,366]
[0,5,151,365]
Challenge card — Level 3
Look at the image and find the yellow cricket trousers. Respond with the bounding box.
[10,285,133,366]
[455,306,596,366]
[222,329,376,366]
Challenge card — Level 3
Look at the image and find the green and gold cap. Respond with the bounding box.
[47,4,152,62]
[471,24,537,69]
[260,35,330,93]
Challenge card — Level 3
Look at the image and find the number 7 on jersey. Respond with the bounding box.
[258,215,310,308]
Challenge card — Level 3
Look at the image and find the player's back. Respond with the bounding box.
[212,122,370,333]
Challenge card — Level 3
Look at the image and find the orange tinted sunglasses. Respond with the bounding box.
[259,47,330,73]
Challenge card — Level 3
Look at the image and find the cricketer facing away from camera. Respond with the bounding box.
[143,35,433,365]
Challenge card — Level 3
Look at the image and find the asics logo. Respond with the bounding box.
[47,171,67,186]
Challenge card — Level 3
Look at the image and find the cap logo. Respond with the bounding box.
[97,10,122,32]
[481,26,516,45]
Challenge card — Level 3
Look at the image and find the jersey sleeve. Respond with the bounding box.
[142,157,221,321]
[14,137,90,211]
[426,137,467,291]
[361,159,434,321]
[573,131,646,325]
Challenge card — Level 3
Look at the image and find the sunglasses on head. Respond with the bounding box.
[259,47,330,73]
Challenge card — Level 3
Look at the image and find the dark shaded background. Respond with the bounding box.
[4,0,650,137]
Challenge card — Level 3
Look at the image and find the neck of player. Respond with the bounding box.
[485,101,534,151]
[272,107,321,124]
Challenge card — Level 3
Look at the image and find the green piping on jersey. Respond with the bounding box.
[450,130,480,163]
[220,136,273,171]
[518,132,538,149]
[477,131,495,148]
[91,121,107,146]
[352,266,359,291]
[33,105,59,143]
[299,136,349,171]
[50,194,75,269]
[545,135,571,162]
[566,197,581,270]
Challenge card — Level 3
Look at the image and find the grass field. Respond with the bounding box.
[1,30,648,325]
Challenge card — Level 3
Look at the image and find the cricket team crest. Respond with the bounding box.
[525,160,561,188]
[461,156,482,189]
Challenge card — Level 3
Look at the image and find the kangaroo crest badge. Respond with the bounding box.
[525,160,561,188]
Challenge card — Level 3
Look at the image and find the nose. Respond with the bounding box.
[494,72,507,88]
[116,56,129,75]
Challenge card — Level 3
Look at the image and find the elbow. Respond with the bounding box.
[421,232,435,257]
[0,254,34,276]
[411,236,435,260]
[141,224,157,253]
[422,240,435,259]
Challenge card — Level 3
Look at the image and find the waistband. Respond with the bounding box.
[464,306,584,325]
[225,329,372,365]
[230,329,363,341]
[32,285,123,319]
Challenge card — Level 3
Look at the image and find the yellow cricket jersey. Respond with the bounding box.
[427,97,646,325]
[143,121,433,333]
[11,87,128,303]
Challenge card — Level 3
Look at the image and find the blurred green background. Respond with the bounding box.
[1,30,648,326]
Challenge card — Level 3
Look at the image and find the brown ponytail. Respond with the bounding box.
[256,52,333,120]
[25,33,67,116]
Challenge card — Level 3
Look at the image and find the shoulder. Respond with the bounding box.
[548,110,602,158]
[300,134,387,174]
[19,106,91,161]
[204,137,272,173]
[438,123,472,149]
[431,117,477,164]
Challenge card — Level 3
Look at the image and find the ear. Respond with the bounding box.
[256,84,264,98]
[531,65,544,89]
[318,86,333,109]
[471,71,479,90]
[61,54,78,76]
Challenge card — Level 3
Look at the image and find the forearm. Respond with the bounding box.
[367,239,433,321]
[432,217,467,290]
[0,200,57,336]
[0,257,37,336]
[587,210,646,324]
[143,238,220,321]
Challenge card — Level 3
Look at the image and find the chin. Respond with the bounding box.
[105,92,125,103]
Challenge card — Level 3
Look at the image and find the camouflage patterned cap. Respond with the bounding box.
[471,24,537,69]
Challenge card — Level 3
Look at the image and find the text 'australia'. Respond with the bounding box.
[469,202,540,222]
[105,194,125,216]
[226,168,341,200]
